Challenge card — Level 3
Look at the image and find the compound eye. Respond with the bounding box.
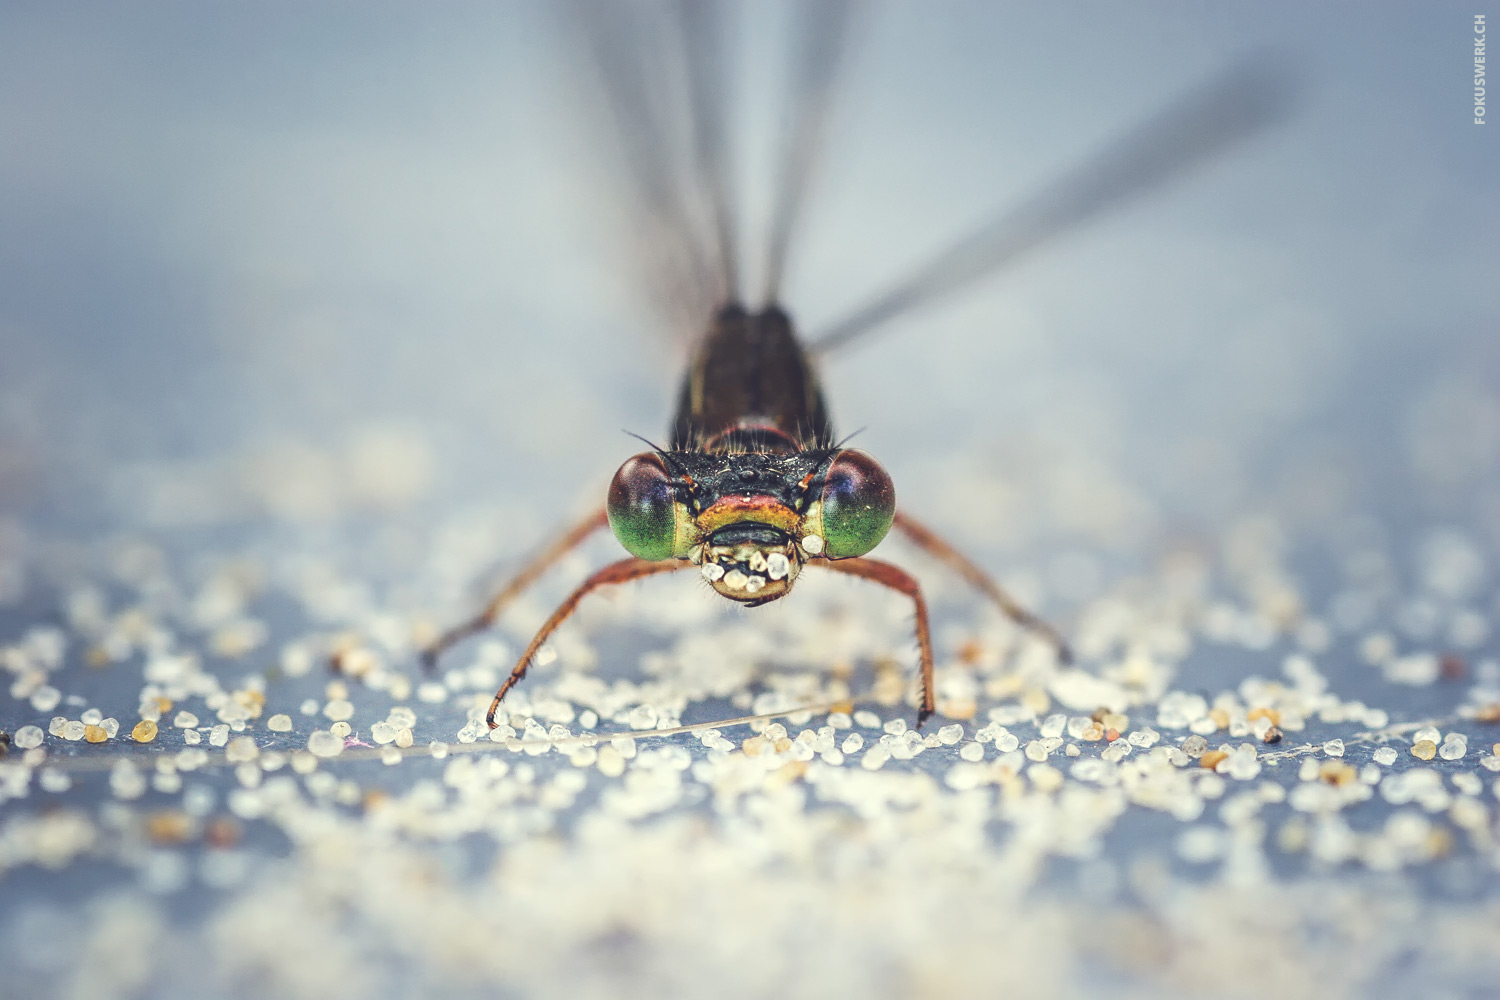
[607,452,678,561]
[818,449,895,558]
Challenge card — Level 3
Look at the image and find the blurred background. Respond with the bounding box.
[1,1,1495,560]
[2,6,1499,998]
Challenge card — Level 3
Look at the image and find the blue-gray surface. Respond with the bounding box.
[2,3,1499,999]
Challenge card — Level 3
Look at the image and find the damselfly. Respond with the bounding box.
[424,4,1294,729]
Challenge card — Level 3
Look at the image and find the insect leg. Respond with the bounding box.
[892,511,1072,664]
[812,556,936,728]
[422,509,609,671]
[487,557,691,728]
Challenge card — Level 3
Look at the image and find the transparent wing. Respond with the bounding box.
[674,0,739,305]
[760,0,855,305]
[564,0,859,335]
[809,54,1302,356]
[564,0,738,338]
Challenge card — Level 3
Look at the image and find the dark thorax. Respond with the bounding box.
[670,304,833,454]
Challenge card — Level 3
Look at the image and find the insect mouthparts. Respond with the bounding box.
[707,523,787,548]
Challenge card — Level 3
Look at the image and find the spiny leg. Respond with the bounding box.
[486,557,690,729]
[423,509,609,672]
[813,556,936,728]
[893,511,1072,664]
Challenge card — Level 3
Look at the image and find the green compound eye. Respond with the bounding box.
[818,450,895,558]
[607,452,679,561]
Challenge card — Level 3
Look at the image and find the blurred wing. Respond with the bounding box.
[760,0,855,305]
[565,0,859,336]
[565,0,738,339]
[675,0,739,306]
[809,54,1302,356]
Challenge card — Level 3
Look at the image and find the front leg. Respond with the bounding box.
[423,509,609,671]
[892,511,1072,664]
[486,557,691,728]
[813,556,936,728]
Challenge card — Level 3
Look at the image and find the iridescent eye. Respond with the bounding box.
[818,450,895,559]
[607,453,679,561]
